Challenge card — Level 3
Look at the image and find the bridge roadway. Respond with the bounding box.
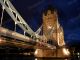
[0,27,57,50]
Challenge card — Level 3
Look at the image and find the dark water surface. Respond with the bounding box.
[0,54,77,60]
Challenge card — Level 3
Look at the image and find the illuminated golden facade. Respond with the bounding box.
[42,10,65,46]
[35,8,70,57]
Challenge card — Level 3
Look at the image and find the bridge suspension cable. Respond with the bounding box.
[0,0,5,26]
[0,0,36,37]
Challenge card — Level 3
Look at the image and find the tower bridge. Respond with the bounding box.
[0,0,70,58]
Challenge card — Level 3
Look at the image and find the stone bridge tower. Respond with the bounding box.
[35,6,70,58]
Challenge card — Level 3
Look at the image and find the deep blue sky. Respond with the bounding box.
[1,0,80,46]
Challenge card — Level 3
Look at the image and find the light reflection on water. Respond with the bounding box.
[0,54,78,60]
[0,56,71,60]
[35,58,70,60]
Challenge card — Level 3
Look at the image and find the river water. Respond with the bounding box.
[0,54,79,60]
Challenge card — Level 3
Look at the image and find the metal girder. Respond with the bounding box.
[0,27,31,42]
[35,25,42,34]
[0,0,35,37]
[0,27,56,50]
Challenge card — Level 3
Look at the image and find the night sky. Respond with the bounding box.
[1,0,80,46]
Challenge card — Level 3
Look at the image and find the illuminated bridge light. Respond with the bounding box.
[63,48,70,56]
